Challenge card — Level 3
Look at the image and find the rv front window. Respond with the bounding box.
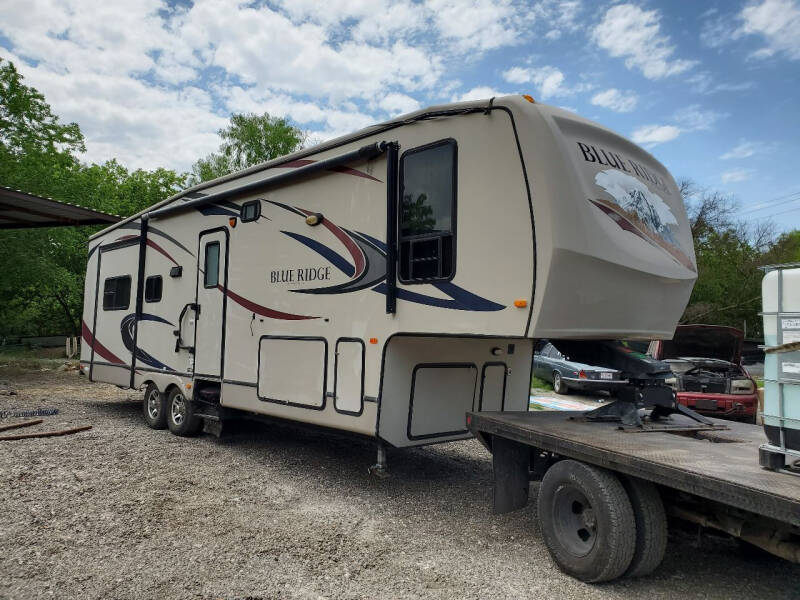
[399,139,457,283]
[102,276,131,311]
[204,242,220,288]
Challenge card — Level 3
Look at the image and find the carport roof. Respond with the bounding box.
[0,185,122,229]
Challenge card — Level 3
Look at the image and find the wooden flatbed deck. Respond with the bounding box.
[468,411,800,527]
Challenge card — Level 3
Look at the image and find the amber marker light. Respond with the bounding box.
[229,217,237,227]
[185,383,192,389]
[522,94,535,103]
[369,338,378,344]
[514,299,528,308]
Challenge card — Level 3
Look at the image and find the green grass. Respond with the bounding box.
[531,375,554,391]
[756,377,764,388]
[0,347,72,373]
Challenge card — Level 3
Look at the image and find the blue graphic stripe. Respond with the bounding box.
[371,282,504,312]
[281,231,355,277]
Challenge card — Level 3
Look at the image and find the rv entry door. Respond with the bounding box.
[194,229,228,378]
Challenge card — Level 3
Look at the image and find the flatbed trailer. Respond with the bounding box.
[467,410,800,582]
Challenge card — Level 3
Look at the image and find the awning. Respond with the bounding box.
[0,186,121,229]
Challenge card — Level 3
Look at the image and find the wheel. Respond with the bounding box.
[537,460,636,582]
[553,372,569,395]
[166,387,202,437]
[142,383,167,429]
[620,477,667,577]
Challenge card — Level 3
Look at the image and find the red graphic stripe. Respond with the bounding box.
[113,235,178,265]
[281,159,381,182]
[82,320,125,365]
[219,285,318,320]
[297,208,365,278]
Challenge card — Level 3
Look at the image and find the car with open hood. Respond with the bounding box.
[648,325,758,422]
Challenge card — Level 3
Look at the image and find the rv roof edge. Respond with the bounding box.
[90,100,494,239]
[147,141,389,221]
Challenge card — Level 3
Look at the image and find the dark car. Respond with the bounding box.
[533,340,626,395]
[648,325,758,423]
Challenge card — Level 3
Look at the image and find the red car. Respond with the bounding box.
[649,325,758,423]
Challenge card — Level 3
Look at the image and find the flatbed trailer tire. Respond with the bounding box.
[620,476,667,577]
[538,459,636,583]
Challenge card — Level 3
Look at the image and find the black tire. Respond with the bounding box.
[538,460,636,583]
[166,386,202,437]
[553,372,569,395]
[621,477,667,578]
[142,383,167,429]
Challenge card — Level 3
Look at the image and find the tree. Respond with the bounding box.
[0,58,186,338]
[189,112,306,184]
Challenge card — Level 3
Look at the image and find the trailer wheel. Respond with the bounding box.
[553,372,569,395]
[538,460,635,582]
[166,387,201,437]
[620,477,667,578]
[142,383,167,429]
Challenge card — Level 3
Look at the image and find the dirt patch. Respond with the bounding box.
[0,368,797,599]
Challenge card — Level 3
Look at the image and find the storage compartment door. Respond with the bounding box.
[335,339,364,415]
[258,337,327,408]
[408,364,477,440]
[479,363,507,412]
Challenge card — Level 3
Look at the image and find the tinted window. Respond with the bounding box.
[103,276,131,311]
[204,242,220,288]
[145,275,162,303]
[400,141,455,237]
[399,140,456,283]
[241,200,260,222]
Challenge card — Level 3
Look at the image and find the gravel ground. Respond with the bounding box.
[1,368,799,600]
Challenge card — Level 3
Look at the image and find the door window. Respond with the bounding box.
[204,242,220,288]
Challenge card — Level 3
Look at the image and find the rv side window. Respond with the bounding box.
[204,242,220,288]
[102,276,131,311]
[399,139,456,283]
[145,275,162,303]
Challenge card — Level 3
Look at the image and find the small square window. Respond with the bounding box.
[145,275,163,303]
[103,276,131,311]
[241,200,261,222]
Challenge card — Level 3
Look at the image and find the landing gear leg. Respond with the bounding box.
[368,442,389,478]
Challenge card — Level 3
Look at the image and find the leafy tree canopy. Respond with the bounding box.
[189,112,306,184]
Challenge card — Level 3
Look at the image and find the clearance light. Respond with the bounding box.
[522,94,535,103]
[369,338,378,345]
[514,299,528,308]
[185,383,193,390]
[305,213,324,226]
[229,217,237,228]
[579,370,587,379]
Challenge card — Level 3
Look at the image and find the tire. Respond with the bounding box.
[142,383,167,429]
[538,460,636,583]
[166,387,202,437]
[620,477,667,578]
[553,372,569,395]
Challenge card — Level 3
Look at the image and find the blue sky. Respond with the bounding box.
[1,0,799,230]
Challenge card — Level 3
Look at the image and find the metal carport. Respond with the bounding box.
[0,186,121,229]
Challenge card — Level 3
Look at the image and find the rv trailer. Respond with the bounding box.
[80,95,697,450]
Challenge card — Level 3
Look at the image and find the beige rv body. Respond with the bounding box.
[81,96,696,447]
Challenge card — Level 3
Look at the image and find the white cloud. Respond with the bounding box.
[631,125,682,146]
[673,105,726,131]
[721,168,755,183]
[501,65,590,99]
[590,88,638,112]
[427,0,532,52]
[720,140,770,160]
[685,72,754,94]
[739,0,800,60]
[378,93,421,116]
[591,4,696,79]
[455,87,511,102]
